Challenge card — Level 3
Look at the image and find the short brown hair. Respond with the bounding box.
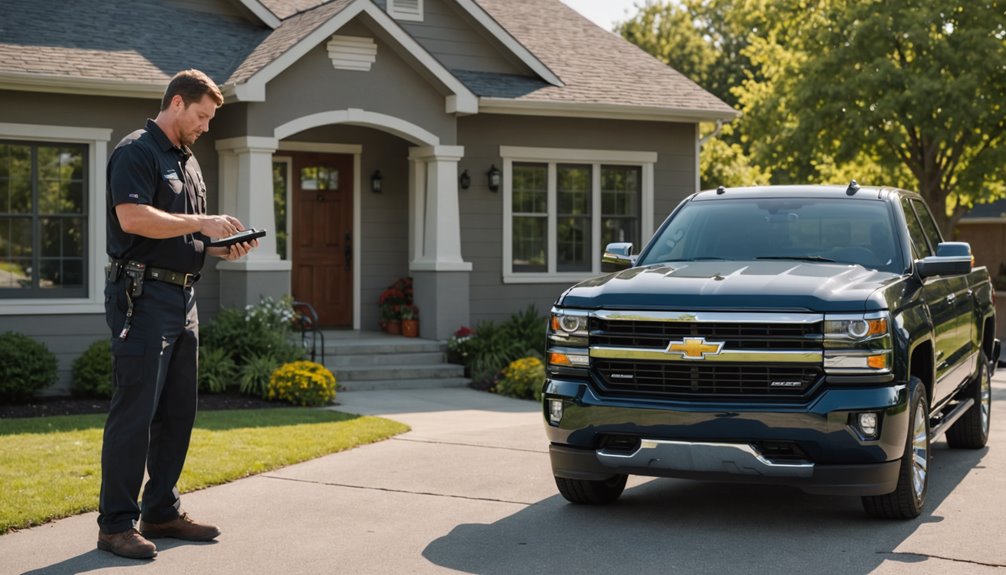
[160,69,224,110]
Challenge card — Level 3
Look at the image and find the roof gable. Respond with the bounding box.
[228,0,478,113]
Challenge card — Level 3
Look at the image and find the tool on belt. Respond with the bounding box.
[106,260,199,340]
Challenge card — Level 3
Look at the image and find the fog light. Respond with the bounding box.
[857,412,879,438]
[548,399,564,425]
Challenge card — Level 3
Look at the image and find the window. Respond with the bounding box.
[501,146,656,283]
[0,123,110,314]
[273,159,291,260]
[901,196,934,259]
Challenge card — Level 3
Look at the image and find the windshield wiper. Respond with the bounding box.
[756,255,837,263]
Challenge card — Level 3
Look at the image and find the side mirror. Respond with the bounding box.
[602,242,635,271]
[916,242,973,278]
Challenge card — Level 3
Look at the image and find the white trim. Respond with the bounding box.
[236,0,281,28]
[451,0,563,87]
[0,123,112,315]
[232,2,478,114]
[500,145,656,285]
[0,71,165,100]
[214,135,279,152]
[278,141,363,154]
[481,97,738,123]
[274,108,440,146]
[959,218,1006,224]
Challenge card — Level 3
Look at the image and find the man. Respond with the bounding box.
[98,69,257,560]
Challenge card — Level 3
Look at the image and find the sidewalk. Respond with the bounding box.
[0,388,550,575]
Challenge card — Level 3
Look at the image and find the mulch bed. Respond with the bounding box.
[0,392,283,419]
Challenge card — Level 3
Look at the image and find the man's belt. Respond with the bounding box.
[106,260,200,288]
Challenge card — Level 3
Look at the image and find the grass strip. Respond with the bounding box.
[0,408,408,534]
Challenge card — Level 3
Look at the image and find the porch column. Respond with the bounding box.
[408,145,472,340]
[214,137,292,309]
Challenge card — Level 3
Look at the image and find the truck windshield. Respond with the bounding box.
[639,197,902,272]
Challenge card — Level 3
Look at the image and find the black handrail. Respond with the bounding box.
[291,301,325,365]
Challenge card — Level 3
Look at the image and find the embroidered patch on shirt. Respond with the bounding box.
[163,169,179,180]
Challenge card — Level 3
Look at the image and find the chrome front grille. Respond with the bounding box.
[587,311,825,401]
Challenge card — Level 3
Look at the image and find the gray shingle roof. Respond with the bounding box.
[0,0,267,86]
[0,0,734,118]
[469,0,735,117]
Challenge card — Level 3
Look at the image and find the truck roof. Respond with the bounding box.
[692,183,919,201]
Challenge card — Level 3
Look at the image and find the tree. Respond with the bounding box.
[783,0,1006,234]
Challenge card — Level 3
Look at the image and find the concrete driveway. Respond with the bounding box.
[2,376,1005,574]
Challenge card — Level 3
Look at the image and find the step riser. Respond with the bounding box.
[334,365,466,382]
[330,352,446,368]
[339,378,470,391]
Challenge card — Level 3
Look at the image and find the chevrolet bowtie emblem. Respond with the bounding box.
[666,337,724,359]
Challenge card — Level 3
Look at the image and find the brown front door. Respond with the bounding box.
[291,152,353,327]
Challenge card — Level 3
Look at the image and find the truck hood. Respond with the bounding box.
[557,261,901,312]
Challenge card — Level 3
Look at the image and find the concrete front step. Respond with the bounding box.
[338,377,471,392]
[309,330,469,392]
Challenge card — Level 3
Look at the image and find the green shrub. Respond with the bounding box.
[199,347,237,394]
[239,354,282,399]
[267,361,336,407]
[71,339,112,398]
[0,332,58,402]
[464,306,547,385]
[494,356,545,401]
[200,296,304,367]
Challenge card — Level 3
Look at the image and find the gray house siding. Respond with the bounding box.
[392,0,534,76]
[457,113,697,326]
[241,19,457,144]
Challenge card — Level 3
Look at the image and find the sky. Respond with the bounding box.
[559,0,644,32]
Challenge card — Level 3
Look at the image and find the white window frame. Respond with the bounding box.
[387,0,423,22]
[501,146,656,284]
[0,122,111,315]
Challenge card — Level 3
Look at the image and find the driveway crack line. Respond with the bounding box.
[392,436,548,454]
[260,474,535,506]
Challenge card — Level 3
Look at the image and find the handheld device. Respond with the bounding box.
[207,228,267,248]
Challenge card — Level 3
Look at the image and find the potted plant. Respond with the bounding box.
[400,305,419,337]
[378,277,412,333]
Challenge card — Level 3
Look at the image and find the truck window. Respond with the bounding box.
[911,198,945,251]
[900,196,935,258]
[640,198,901,271]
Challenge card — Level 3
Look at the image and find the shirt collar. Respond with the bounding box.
[145,119,192,158]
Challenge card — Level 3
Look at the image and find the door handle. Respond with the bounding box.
[344,232,352,271]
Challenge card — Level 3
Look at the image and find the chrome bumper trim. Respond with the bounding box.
[597,439,814,478]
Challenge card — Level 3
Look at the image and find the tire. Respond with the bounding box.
[946,350,992,449]
[862,378,930,519]
[555,474,627,505]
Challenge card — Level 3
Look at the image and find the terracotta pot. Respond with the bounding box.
[402,319,419,337]
[385,320,401,335]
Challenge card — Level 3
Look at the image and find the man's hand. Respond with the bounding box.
[209,239,258,261]
[199,215,243,239]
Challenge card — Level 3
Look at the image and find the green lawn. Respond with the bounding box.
[0,408,409,534]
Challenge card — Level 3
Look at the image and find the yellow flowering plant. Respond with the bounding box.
[267,360,337,407]
[494,356,545,401]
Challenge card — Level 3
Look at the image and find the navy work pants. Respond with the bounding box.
[98,276,199,534]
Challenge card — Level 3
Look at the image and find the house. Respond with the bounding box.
[0,0,735,393]
[956,199,1006,343]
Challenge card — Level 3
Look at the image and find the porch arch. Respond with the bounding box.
[273,108,440,146]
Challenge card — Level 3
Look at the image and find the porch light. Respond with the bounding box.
[459,169,471,190]
[371,170,383,193]
[487,164,501,192]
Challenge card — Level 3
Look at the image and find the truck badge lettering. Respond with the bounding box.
[665,337,724,359]
[770,381,803,388]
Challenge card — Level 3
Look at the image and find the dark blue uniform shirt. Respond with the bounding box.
[106,119,208,274]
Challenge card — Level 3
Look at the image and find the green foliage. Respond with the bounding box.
[494,356,545,401]
[239,354,282,399]
[462,306,547,385]
[71,339,112,398]
[267,361,336,407]
[0,332,57,402]
[199,347,237,394]
[200,296,304,396]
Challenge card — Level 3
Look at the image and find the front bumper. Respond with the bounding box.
[544,378,910,496]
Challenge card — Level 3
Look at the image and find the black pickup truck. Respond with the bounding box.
[544,183,998,518]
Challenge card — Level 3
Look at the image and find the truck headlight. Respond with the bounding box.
[823,311,892,374]
[548,308,590,371]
